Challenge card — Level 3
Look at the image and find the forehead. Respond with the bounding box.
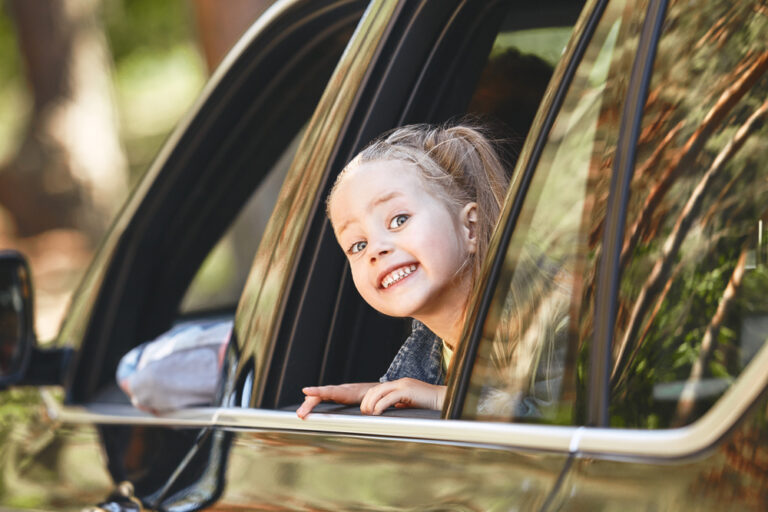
[328,160,428,223]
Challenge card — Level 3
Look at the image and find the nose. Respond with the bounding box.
[368,237,392,264]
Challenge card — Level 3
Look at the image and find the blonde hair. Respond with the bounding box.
[327,123,509,284]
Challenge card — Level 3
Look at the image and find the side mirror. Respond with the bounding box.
[0,250,35,387]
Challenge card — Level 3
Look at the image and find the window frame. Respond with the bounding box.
[588,0,668,427]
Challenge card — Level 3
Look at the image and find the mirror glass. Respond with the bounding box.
[0,251,33,377]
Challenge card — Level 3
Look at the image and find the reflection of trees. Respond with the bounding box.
[613,98,768,387]
[696,422,768,507]
[618,51,768,274]
[609,1,768,428]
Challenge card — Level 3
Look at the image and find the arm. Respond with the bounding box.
[296,378,446,419]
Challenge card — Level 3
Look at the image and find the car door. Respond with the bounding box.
[457,0,768,510]
[535,0,768,509]
[0,0,366,509]
[158,0,594,510]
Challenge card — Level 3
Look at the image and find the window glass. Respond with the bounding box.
[179,127,304,313]
[610,0,768,429]
[467,2,585,156]
[462,0,648,423]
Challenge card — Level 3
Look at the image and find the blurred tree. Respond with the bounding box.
[191,0,273,72]
[0,0,127,245]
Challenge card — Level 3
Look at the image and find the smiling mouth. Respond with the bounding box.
[381,264,417,289]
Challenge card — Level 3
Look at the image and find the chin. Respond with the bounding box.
[375,306,415,319]
[370,299,418,319]
[367,289,430,319]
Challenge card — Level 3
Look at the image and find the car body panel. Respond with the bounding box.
[553,391,768,511]
[215,430,569,510]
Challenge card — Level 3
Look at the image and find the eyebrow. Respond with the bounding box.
[336,191,404,235]
[371,191,402,208]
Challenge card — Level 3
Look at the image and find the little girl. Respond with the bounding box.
[118,122,511,417]
[297,123,509,418]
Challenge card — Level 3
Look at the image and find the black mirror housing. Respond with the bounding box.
[0,250,35,387]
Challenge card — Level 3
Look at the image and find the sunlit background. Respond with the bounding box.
[0,0,274,341]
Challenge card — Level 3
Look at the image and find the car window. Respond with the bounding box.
[461,0,646,424]
[260,0,588,412]
[467,2,583,151]
[609,0,768,429]
[179,127,304,314]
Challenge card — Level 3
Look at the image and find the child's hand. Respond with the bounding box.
[297,379,446,419]
[360,378,446,415]
[297,382,378,419]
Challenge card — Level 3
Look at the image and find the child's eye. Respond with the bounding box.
[348,241,367,254]
[389,214,409,229]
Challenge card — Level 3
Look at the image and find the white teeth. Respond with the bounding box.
[381,264,417,288]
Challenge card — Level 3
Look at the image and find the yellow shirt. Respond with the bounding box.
[442,341,454,374]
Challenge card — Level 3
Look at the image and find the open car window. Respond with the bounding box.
[262,0,587,416]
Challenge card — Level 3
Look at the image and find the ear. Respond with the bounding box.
[460,202,478,254]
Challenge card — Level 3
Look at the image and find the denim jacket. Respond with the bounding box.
[380,319,445,385]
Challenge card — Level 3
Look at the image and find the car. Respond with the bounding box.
[1,0,767,509]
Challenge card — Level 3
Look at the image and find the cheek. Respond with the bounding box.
[419,228,466,267]
[350,264,375,298]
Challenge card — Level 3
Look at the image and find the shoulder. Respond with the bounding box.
[410,319,437,342]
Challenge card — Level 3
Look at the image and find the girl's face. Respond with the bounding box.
[329,159,477,323]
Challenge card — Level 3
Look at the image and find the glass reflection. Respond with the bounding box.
[463,0,647,423]
[611,0,768,428]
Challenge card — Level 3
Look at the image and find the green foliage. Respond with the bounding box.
[494,27,574,67]
[0,4,20,87]
[102,0,208,180]
[102,0,197,62]
[0,4,29,164]
[0,0,207,177]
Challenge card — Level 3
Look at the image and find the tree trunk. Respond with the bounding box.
[0,0,127,244]
[191,0,274,73]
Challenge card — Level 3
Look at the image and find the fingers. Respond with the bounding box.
[298,380,443,418]
[297,383,378,419]
[360,380,413,415]
[296,395,322,420]
[301,384,356,404]
[360,379,446,415]
[302,383,376,404]
[372,388,408,415]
